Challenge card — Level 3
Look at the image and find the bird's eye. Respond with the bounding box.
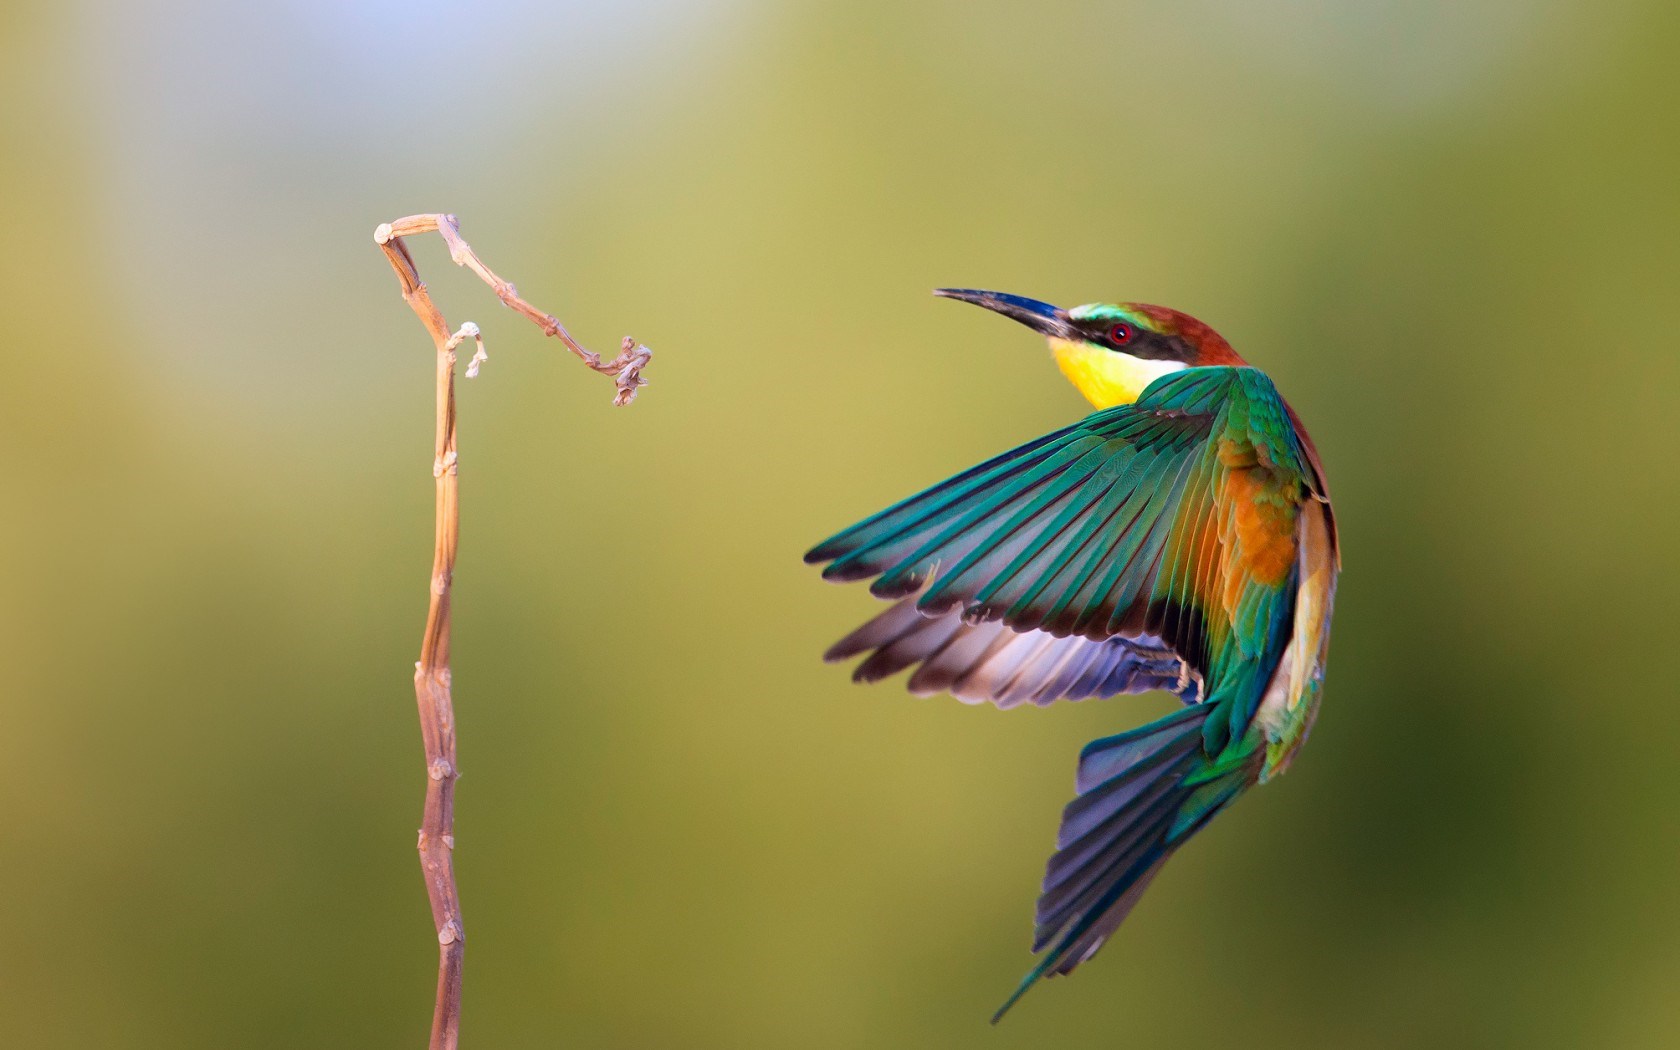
[1109,324,1134,346]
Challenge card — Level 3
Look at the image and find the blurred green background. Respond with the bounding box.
[4,0,1679,1046]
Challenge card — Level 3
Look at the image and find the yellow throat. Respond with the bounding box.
[1049,337,1187,409]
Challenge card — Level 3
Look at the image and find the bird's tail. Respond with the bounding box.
[992,704,1253,1023]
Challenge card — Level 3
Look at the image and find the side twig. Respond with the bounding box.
[374,213,651,1050]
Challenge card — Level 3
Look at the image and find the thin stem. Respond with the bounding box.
[374,213,651,1049]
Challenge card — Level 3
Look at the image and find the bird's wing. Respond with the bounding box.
[823,596,1201,708]
[807,366,1316,732]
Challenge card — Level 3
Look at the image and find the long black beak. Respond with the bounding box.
[934,288,1077,340]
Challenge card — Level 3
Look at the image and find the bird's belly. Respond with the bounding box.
[1255,634,1321,782]
[1256,500,1337,782]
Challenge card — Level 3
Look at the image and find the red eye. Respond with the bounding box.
[1109,324,1134,346]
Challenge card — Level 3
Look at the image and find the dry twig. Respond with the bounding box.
[373,213,651,1049]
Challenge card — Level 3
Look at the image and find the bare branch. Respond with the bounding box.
[373,212,652,1050]
[375,214,652,405]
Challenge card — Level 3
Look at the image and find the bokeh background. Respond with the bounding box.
[4,0,1679,1046]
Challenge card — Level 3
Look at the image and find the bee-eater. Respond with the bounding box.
[805,289,1339,1020]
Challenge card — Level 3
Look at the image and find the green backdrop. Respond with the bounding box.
[3,0,1678,1045]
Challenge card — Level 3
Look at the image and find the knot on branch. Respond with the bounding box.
[604,337,653,406]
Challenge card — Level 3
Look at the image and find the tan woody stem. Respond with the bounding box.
[374,213,650,1049]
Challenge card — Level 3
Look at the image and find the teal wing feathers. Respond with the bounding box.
[807,366,1317,725]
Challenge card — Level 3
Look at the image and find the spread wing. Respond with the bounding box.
[806,366,1318,740]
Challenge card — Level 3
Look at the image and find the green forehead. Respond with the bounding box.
[1067,303,1164,333]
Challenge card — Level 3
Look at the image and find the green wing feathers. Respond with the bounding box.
[807,367,1317,705]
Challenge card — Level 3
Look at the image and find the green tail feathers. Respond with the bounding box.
[993,704,1255,1022]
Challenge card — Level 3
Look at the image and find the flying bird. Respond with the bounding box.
[805,289,1340,1020]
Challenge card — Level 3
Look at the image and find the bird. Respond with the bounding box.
[804,289,1340,1021]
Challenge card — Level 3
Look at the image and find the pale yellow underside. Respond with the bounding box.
[1049,337,1187,409]
[1257,498,1337,780]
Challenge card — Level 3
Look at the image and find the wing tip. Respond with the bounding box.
[804,535,850,564]
[820,642,857,663]
[820,561,878,584]
[869,573,925,599]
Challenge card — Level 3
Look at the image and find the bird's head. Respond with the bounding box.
[934,289,1245,409]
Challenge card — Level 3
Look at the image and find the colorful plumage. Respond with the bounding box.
[805,289,1340,1020]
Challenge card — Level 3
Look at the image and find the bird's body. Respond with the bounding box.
[805,290,1339,1020]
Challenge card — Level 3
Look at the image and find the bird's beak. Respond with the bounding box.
[934,288,1077,340]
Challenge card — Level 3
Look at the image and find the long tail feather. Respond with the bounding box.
[993,704,1254,1022]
